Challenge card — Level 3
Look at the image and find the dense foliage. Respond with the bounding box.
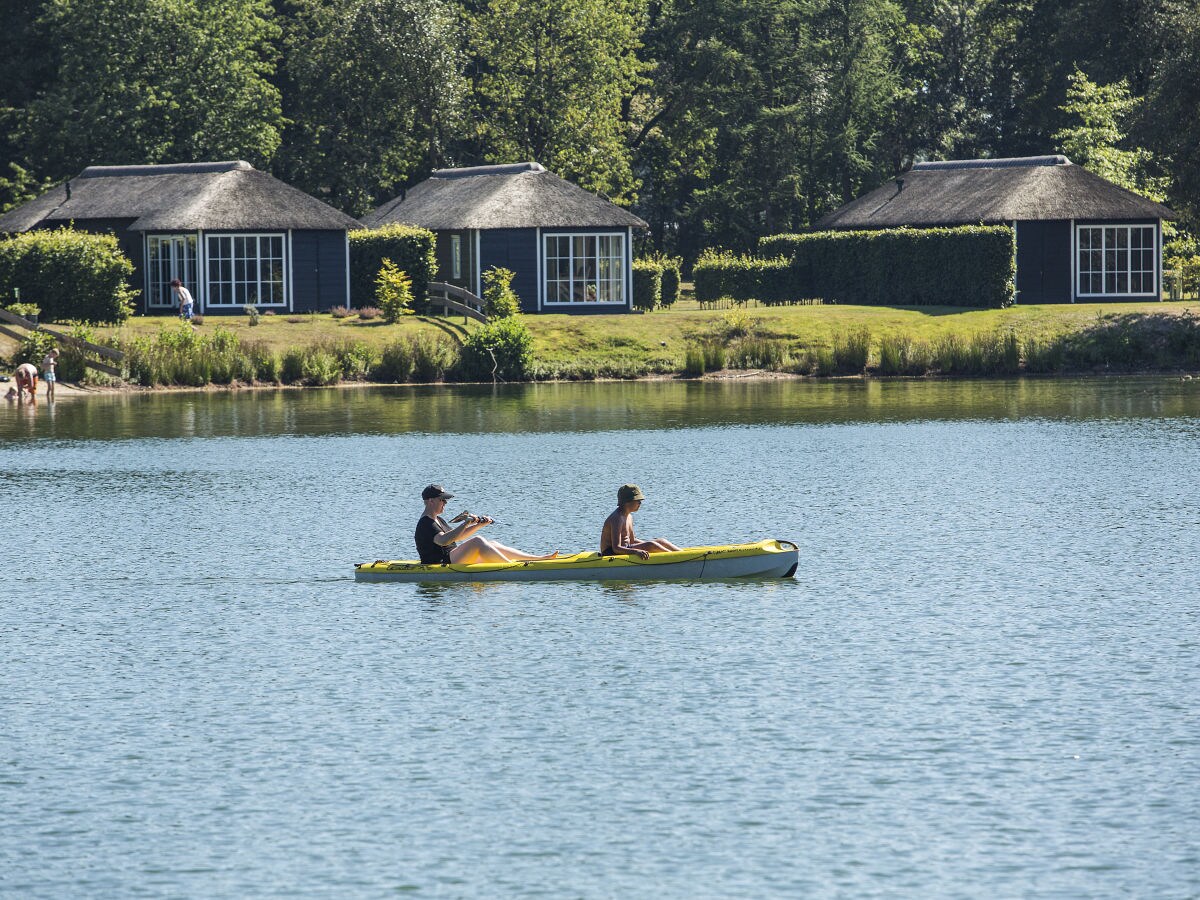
[700,226,1014,307]
[348,225,436,312]
[0,0,1197,251]
[375,258,414,322]
[459,316,535,381]
[481,266,521,319]
[631,260,662,311]
[0,228,137,322]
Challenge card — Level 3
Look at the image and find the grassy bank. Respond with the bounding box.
[4,300,1199,386]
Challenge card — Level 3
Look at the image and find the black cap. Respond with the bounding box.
[422,484,455,500]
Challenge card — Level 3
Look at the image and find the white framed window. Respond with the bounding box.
[543,232,625,305]
[1077,225,1157,297]
[450,234,462,280]
[146,235,198,307]
[206,234,286,306]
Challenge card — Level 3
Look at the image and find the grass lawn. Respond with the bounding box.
[4,299,1196,379]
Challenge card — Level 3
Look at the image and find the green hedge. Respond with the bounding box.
[459,316,534,381]
[632,260,662,311]
[657,255,682,307]
[755,225,1016,308]
[349,225,436,312]
[0,227,137,323]
[693,250,795,304]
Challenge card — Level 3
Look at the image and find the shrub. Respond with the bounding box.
[6,302,40,319]
[376,258,414,322]
[411,334,458,381]
[658,255,682,308]
[683,345,706,377]
[349,224,436,312]
[0,227,137,323]
[246,342,281,382]
[482,266,521,319]
[357,306,382,320]
[832,328,871,374]
[632,260,662,311]
[301,349,341,385]
[758,225,1015,308]
[728,337,787,369]
[693,250,795,305]
[244,305,260,326]
[459,316,534,381]
[281,347,306,383]
[15,330,56,367]
[191,313,205,325]
[330,340,378,380]
[330,305,352,319]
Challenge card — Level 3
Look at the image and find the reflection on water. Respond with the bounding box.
[2,377,1199,442]
[1,377,1198,898]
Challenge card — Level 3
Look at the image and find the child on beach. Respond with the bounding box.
[600,484,681,559]
[42,347,59,401]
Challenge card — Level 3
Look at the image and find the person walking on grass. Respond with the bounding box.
[42,347,59,401]
[171,279,195,321]
[600,484,681,559]
[415,484,558,566]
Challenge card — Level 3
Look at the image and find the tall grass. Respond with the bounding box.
[373,334,459,383]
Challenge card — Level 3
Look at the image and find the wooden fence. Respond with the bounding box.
[0,307,125,376]
[427,282,488,323]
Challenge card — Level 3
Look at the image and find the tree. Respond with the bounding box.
[276,0,465,215]
[470,0,645,202]
[1053,68,1166,201]
[20,0,283,180]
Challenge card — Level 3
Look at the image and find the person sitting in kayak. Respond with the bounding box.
[600,484,681,559]
[415,484,558,566]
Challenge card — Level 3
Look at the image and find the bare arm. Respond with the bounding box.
[613,511,649,559]
[433,514,492,546]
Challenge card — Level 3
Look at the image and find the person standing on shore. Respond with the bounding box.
[171,279,195,320]
[42,347,60,401]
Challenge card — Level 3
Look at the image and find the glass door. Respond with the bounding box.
[147,235,199,308]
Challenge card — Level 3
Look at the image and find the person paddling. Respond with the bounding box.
[415,484,558,566]
[600,484,680,559]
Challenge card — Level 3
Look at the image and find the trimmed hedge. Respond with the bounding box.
[0,227,137,323]
[632,260,662,311]
[659,256,682,308]
[755,225,1016,308]
[349,225,436,312]
[693,250,795,304]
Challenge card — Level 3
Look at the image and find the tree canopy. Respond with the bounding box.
[1,0,1197,255]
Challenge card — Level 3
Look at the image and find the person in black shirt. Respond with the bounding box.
[415,484,558,565]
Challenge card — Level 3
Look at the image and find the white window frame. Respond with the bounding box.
[542,231,627,306]
[145,234,199,308]
[1075,224,1158,298]
[204,233,288,307]
[451,234,462,280]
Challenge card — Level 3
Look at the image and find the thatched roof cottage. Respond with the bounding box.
[0,161,359,313]
[818,155,1176,303]
[364,163,647,313]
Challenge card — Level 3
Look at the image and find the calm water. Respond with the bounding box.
[1,379,1198,898]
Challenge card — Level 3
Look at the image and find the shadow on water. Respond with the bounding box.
[2,377,1199,442]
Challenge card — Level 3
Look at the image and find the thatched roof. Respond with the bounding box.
[363,162,647,230]
[0,161,359,233]
[816,155,1175,230]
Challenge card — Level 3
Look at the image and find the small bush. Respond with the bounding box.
[832,328,871,374]
[244,305,260,326]
[376,258,414,322]
[349,224,436,312]
[482,266,521,319]
[459,316,534,381]
[328,340,378,380]
[357,306,382,320]
[658,256,682,308]
[632,260,662,311]
[246,342,281,382]
[683,345,706,377]
[330,306,352,319]
[281,347,306,383]
[411,334,458,381]
[6,302,40,319]
[263,310,276,317]
[0,227,137,323]
[301,348,341,385]
[191,313,205,325]
[728,337,787,369]
[15,330,56,367]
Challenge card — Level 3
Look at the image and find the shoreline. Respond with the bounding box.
[13,366,1197,402]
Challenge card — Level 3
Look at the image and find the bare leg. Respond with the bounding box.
[630,539,681,554]
[449,536,558,565]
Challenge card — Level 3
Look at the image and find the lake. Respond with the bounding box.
[2,378,1198,897]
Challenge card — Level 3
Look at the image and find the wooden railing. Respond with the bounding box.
[427,281,488,323]
[0,306,125,377]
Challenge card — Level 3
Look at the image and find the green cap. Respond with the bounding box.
[617,484,646,504]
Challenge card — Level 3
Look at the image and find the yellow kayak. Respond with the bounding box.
[355,539,799,583]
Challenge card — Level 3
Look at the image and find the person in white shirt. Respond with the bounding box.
[171,279,195,320]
